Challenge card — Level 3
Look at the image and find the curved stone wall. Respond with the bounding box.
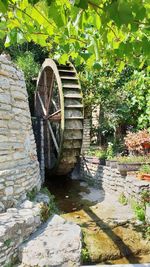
[0,55,41,211]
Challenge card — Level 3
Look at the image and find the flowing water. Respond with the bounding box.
[45,174,150,265]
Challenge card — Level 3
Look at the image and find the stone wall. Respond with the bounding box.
[80,156,150,202]
[81,119,91,154]
[0,200,42,266]
[0,55,41,211]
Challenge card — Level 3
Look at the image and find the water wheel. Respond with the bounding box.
[35,59,83,176]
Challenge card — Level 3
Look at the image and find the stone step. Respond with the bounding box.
[18,214,81,267]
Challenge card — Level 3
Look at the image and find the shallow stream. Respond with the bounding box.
[45,174,150,265]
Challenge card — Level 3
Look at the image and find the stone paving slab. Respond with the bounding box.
[82,265,150,267]
[18,214,82,267]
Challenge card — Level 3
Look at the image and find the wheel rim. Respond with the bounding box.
[35,59,83,175]
[35,59,64,171]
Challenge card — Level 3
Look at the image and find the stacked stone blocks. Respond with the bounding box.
[80,156,150,202]
[0,55,41,211]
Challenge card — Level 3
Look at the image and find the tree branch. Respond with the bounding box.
[33,6,56,29]
[69,36,87,45]
[88,1,103,11]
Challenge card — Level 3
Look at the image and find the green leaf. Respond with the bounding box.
[142,37,150,56]
[118,61,125,72]
[107,2,121,27]
[93,62,102,70]
[131,1,146,21]
[20,0,29,10]
[118,0,133,25]
[48,3,65,27]
[75,0,88,10]
[80,51,92,61]
[93,13,101,30]
[0,0,8,13]
[28,0,39,4]
[59,53,69,64]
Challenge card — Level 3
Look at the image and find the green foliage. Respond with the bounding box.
[141,190,150,205]
[86,147,107,159]
[118,193,128,206]
[40,188,59,222]
[0,0,149,144]
[40,201,58,222]
[146,226,150,240]
[117,155,150,164]
[81,65,150,145]
[0,0,149,70]
[81,230,90,264]
[4,263,13,267]
[106,142,115,160]
[131,199,145,222]
[15,51,40,99]
[27,187,38,201]
[139,165,150,174]
[4,239,12,247]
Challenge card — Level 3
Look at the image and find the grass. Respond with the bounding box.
[81,230,90,264]
[39,187,59,222]
[26,187,37,201]
[118,193,128,206]
[86,146,107,159]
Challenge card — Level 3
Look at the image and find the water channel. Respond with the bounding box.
[45,173,150,265]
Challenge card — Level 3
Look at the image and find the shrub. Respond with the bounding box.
[124,129,150,155]
[117,155,150,164]
[139,165,150,174]
[16,51,40,100]
[39,188,59,222]
[106,142,115,159]
[131,200,146,222]
[86,147,107,159]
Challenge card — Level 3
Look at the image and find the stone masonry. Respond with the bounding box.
[80,156,150,202]
[81,119,91,154]
[0,55,41,211]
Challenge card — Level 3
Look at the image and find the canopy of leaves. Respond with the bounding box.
[0,0,150,70]
[80,64,150,136]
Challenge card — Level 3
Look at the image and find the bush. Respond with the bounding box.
[117,155,150,164]
[139,165,150,174]
[86,147,107,159]
[106,142,115,159]
[16,51,40,100]
[131,200,146,222]
[124,129,150,155]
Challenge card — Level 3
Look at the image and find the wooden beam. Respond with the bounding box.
[37,92,59,152]
[46,73,54,113]
[47,109,61,119]
[47,121,59,153]
[37,92,47,116]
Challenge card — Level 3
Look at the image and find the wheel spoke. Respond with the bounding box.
[44,71,48,107]
[51,98,58,111]
[47,121,59,153]
[46,126,51,168]
[37,92,47,116]
[47,109,61,122]
[46,73,54,114]
[37,92,59,152]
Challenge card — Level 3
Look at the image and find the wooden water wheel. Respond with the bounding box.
[35,59,83,175]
